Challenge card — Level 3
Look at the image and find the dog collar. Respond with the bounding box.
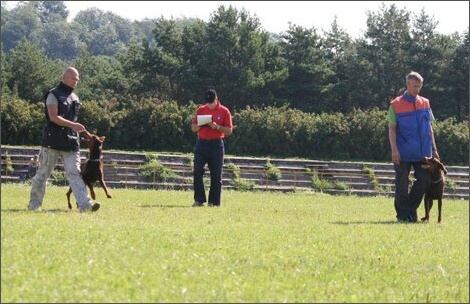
[88,158,100,162]
[432,177,443,184]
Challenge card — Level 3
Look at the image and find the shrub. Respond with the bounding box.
[264,159,282,181]
[139,154,178,182]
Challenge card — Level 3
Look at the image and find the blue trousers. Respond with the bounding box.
[393,161,431,221]
[193,139,225,205]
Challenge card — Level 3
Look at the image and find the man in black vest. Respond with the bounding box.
[28,67,100,212]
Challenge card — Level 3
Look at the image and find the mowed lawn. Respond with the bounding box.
[1,184,468,303]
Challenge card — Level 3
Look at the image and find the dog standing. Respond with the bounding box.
[420,156,447,223]
[66,131,112,209]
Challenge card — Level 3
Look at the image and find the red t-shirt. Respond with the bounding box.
[192,100,233,140]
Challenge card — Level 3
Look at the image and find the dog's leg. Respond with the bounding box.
[66,187,73,210]
[86,182,96,200]
[437,197,442,223]
[99,176,113,198]
[421,197,430,222]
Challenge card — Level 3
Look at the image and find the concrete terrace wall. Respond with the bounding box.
[2,146,468,200]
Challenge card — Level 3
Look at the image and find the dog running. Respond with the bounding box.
[420,156,447,223]
[66,131,112,209]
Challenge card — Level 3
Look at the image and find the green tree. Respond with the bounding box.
[118,40,161,100]
[151,17,184,101]
[33,1,69,23]
[321,17,358,113]
[1,1,42,52]
[280,23,333,112]
[1,97,44,145]
[5,39,59,102]
[179,19,210,101]
[1,48,13,96]
[357,3,413,108]
[40,21,84,60]
[73,52,129,102]
[74,8,133,56]
[407,9,462,122]
[198,5,276,109]
[437,30,469,122]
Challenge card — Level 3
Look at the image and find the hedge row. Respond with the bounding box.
[2,97,468,166]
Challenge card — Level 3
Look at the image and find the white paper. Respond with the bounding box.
[197,115,212,126]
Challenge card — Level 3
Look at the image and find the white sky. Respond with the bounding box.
[65,1,469,37]
[4,1,469,37]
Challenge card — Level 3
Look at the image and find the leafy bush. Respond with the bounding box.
[264,159,282,181]
[226,162,255,191]
[139,154,178,182]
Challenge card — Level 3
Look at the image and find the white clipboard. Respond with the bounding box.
[197,115,212,126]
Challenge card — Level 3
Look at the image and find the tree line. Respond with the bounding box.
[1,1,468,165]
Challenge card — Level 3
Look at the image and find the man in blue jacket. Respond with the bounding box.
[388,71,439,222]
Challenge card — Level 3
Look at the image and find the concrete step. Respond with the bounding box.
[2,146,468,200]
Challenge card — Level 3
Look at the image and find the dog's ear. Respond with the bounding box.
[439,163,448,175]
[81,130,92,141]
[435,159,448,175]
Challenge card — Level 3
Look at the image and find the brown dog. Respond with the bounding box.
[420,156,447,223]
[66,131,112,209]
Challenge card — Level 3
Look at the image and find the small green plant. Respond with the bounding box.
[233,179,256,191]
[4,151,14,177]
[445,177,457,193]
[226,162,241,178]
[311,171,332,191]
[184,154,194,170]
[51,170,68,186]
[306,167,332,191]
[363,165,382,191]
[333,180,350,190]
[264,159,282,181]
[226,162,255,191]
[139,154,178,183]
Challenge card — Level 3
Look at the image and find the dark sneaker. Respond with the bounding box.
[80,202,100,213]
[192,201,204,207]
[397,217,410,223]
[28,201,42,211]
[208,203,220,207]
[397,214,416,223]
[91,202,100,212]
[410,211,418,222]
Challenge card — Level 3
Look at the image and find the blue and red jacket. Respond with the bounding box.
[390,93,433,162]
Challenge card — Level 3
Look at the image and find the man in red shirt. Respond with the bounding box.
[191,89,233,207]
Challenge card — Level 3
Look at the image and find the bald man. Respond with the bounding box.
[28,67,100,212]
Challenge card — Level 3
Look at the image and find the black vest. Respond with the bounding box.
[41,82,81,151]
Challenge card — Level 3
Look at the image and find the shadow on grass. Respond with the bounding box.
[331,220,426,225]
[138,204,190,209]
[1,208,77,213]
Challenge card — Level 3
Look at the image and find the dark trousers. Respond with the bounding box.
[394,161,431,221]
[193,139,224,205]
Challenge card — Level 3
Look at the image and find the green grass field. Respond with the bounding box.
[1,184,468,303]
